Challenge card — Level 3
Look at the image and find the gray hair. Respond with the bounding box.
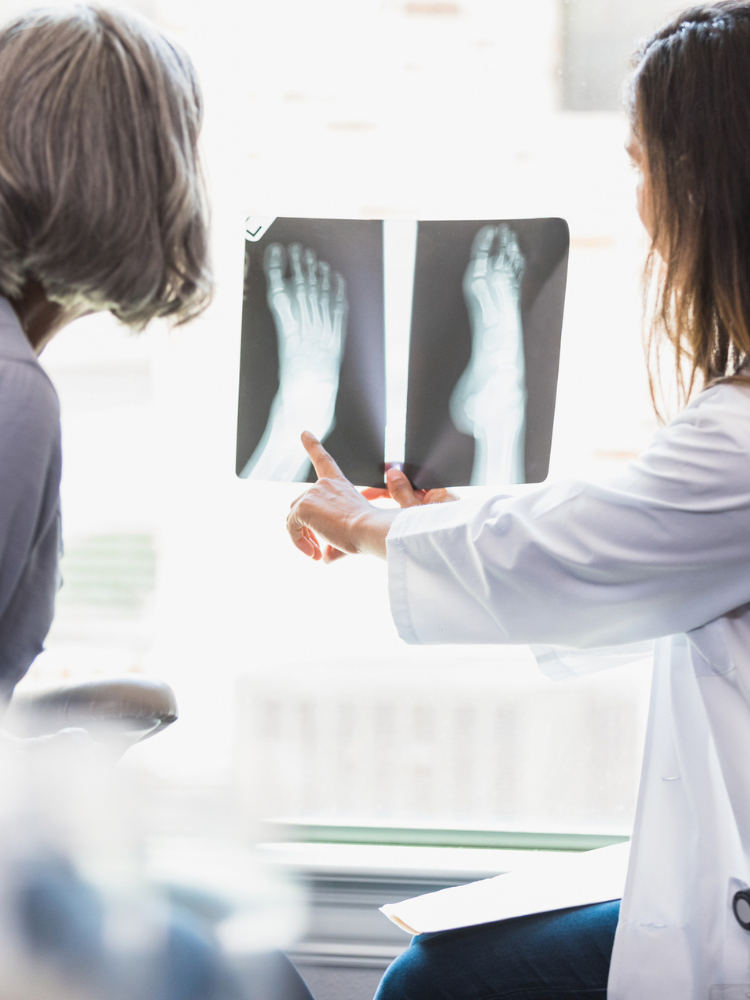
[0,4,211,327]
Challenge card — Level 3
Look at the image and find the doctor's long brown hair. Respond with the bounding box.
[632,2,750,414]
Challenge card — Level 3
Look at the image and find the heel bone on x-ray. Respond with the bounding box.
[237,216,568,489]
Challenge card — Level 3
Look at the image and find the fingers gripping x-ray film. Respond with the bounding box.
[237,216,569,489]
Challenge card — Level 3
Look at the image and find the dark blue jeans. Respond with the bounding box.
[373,901,620,1000]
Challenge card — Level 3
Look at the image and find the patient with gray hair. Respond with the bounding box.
[0,6,313,999]
[0,3,210,699]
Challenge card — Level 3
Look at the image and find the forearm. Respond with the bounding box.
[351,506,403,559]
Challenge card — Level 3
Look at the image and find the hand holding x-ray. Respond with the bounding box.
[241,243,348,481]
[320,477,458,562]
[287,433,458,563]
[450,224,527,485]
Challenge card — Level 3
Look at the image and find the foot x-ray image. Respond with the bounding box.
[405,217,569,489]
[236,216,568,488]
[237,218,386,486]
[449,224,527,486]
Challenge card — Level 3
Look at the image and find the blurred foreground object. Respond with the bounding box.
[4,676,178,756]
[0,700,305,999]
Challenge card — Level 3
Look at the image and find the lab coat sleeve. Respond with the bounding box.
[387,385,750,648]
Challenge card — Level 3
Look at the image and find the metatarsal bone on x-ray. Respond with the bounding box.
[450,224,527,485]
[240,242,348,481]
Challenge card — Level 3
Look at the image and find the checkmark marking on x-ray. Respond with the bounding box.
[245,216,278,242]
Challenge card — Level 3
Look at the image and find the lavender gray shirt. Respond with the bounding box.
[0,297,61,700]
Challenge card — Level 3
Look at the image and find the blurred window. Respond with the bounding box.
[562,0,682,111]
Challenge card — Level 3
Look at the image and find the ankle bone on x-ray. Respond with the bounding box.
[450,224,527,485]
[383,219,418,468]
[241,242,348,481]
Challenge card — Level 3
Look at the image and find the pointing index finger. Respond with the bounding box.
[301,431,345,480]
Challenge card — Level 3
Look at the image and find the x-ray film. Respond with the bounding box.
[237,216,568,488]
[406,218,569,489]
[237,217,386,486]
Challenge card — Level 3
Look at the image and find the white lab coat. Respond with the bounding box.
[386,381,750,1000]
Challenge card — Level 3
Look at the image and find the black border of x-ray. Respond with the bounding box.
[237,218,387,487]
[403,218,569,490]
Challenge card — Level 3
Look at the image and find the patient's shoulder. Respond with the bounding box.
[0,356,60,447]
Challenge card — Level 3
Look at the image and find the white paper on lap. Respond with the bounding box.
[380,841,630,935]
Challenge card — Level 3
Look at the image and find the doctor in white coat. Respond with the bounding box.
[286,3,750,999]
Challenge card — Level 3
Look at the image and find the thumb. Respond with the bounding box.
[323,544,348,563]
[386,468,423,508]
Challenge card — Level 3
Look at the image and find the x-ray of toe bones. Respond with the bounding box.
[238,217,387,487]
[242,243,347,481]
[452,225,527,485]
[383,221,528,486]
[237,216,568,488]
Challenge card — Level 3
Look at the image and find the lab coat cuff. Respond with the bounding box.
[386,506,428,644]
[385,498,494,644]
[531,640,656,682]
